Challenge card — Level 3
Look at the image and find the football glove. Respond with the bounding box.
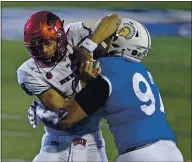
[28,99,68,129]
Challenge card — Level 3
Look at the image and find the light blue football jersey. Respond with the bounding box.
[99,56,176,155]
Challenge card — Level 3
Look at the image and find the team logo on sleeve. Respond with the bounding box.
[117,24,136,40]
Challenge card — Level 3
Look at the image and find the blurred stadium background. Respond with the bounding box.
[1,1,191,161]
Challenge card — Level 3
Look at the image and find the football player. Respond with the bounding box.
[17,11,121,162]
[30,18,184,161]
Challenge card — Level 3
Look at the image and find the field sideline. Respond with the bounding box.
[2,37,191,161]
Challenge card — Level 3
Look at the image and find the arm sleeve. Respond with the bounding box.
[75,75,112,115]
[17,70,51,96]
[65,22,92,47]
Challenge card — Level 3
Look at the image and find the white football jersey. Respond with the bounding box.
[17,22,91,97]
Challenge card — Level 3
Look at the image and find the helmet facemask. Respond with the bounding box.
[26,32,67,67]
[109,42,149,62]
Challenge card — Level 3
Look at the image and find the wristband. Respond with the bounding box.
[79,38,98,52]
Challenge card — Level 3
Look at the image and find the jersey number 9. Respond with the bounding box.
[132,72,165,115]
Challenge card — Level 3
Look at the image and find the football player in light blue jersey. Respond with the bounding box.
[96,19,184,161]
[30,18,184,161]
[89,18,183,161]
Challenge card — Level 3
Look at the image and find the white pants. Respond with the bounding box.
[116,140,184,162]
[33,130,108,162]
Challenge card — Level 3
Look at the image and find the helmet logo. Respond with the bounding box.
[117,24,136,40]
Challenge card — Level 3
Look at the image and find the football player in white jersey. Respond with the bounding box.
[17,11,121,162]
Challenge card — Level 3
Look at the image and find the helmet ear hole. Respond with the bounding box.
[131,50,138,56]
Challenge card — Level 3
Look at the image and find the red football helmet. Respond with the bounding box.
[24,11,68,66]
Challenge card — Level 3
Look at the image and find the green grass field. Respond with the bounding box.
[2,37,191,161]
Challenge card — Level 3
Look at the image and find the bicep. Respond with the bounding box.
[59,99,88,129]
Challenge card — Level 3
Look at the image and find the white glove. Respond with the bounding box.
[28,99,43,128]
[28,99,69,129]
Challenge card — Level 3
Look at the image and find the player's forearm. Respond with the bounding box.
[38,88,66,110]
[89,14,121,45]
[76,14,121,62]
[36,95,87,129]
[58,99,88,128]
